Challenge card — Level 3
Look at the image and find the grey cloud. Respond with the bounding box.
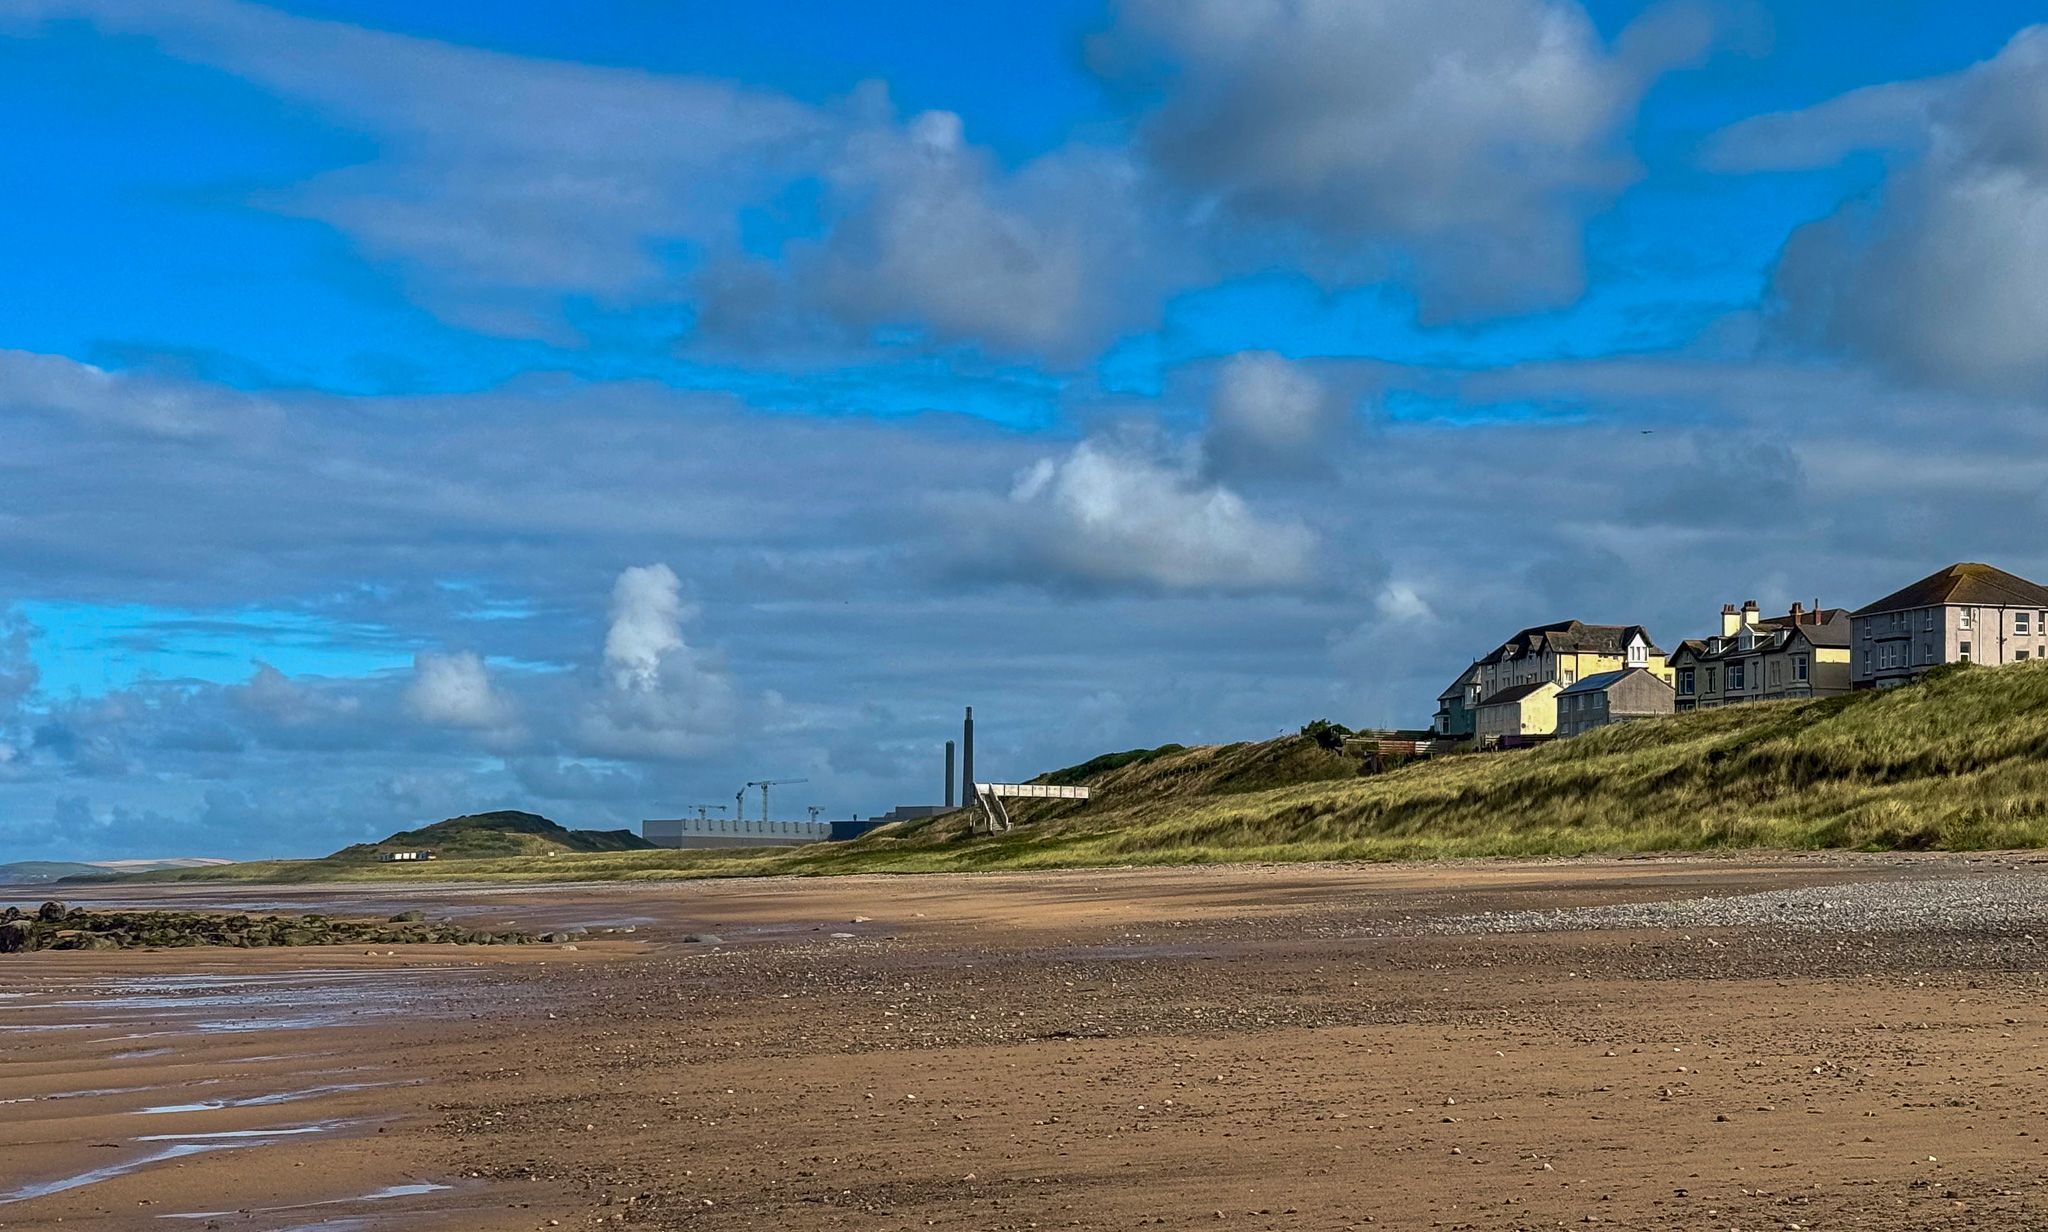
[1098,0,1717,321]
[1201,351,1351,479]
[1724,27,2048,396]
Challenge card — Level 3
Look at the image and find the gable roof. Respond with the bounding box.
[1476,620,1666,665]
[1854,563,2048,616]
[1476,680,1558,707]
[1436,663,1480,702]
[1673,608,1852,661]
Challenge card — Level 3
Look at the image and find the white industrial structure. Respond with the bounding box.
[970,782,1090,835]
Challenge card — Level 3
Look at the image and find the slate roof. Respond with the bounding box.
[1853,563,2048,616]
[1436,663,1480,703]
[1476,681,1557,707]
[1476,620,1666,666]
[1669,608,1851,661]
[1559,667,1673,698]
[1556,669,1630,697]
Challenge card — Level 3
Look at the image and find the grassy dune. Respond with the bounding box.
[119,663,2048,884]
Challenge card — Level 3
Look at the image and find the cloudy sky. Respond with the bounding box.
[5,1,2048,859]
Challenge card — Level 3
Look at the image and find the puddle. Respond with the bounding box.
[137,1122,342,1142]
[1,1122,348,1205]
[1,1143,236,1203]
[7,969,468,1036]
[159,1180,453,1220]
[138,1081,392,1115]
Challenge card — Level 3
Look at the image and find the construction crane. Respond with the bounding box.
[686,804,728,822]
[806,806,823,823]
[746,778,808,824]
[734,786,747,822]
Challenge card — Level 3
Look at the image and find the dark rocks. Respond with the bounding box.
[0,906,543,954]
[0,920,35,953]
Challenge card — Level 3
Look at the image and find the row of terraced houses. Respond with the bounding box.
[1433,562,2048,746]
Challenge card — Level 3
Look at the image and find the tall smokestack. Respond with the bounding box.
[962,707,975,805]
[944,740,956,809]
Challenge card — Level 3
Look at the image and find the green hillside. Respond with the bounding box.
[326,810,658,860]
[113,663,2048,883]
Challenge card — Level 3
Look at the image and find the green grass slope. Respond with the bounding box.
[115,664,2048,883]
[327,810,658,860]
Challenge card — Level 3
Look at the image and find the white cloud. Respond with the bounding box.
[14,1,1184,360]
[1099,0,1715,320]
[1726,26,2048,396]
[8,0,826,338]
[581,565,739,757]
[1375,582,1435,624]
[405,651,513,729]
[997,438,1317,590]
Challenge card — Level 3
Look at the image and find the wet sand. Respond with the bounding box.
[6,854,2048,1230]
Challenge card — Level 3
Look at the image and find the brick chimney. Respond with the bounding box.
[1721,603,1740,638]
[1788,601,1804,625]
[1741,600,1759,628]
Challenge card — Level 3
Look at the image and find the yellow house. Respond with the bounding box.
[1473,680,1561,742]
[1471,620,1674,702]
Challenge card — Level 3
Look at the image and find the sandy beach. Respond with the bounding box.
[6,855,2048,1230]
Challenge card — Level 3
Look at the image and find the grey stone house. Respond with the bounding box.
[1851,563,2048,688]
[1667,600,1852,711]
[1554,668,1675,737]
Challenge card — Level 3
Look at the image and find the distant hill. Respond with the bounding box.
[328,810,658,860]
[0,860,106,885]
[0,858,234,885]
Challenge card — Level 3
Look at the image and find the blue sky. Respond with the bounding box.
[6,1,2048,859]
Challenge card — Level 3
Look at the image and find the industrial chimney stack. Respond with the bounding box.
[944,740,956,809]
[961,707,975,806]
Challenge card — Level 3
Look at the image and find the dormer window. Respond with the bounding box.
[1626,636,1647,667]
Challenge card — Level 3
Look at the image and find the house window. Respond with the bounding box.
[1960,608,1973,630]
[1705,667,1717,691]
[1678,668,1695,695]
[1627,639,1646,667]
[1961,640,1972,662]
[1728,662,1745,689]
[1862,621,1872,640]
[2019,650,2032,662]
[2019,611,2033,637]
[1793,655,1809,681]
[1769,661,1782,687]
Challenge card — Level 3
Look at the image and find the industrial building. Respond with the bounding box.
[644,711,976,849]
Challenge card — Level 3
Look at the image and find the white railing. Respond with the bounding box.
[971,782,1090,833]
